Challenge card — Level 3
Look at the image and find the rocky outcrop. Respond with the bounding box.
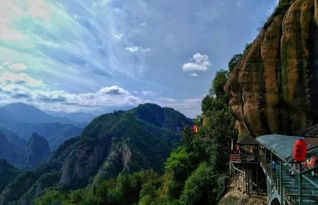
[59,137,111,188]
[20,133,51,169]
[226,0,318,137]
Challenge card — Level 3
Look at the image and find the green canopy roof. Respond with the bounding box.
[256,134,304,162]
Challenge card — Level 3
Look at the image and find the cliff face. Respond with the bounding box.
[226,0,318,137]
[20,133,51,169]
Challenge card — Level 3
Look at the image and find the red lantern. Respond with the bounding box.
[192,125,198,133]
[292,139,307,162]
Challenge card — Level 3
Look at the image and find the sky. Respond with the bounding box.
[0,0,278,117]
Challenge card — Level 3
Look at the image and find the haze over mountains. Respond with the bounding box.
[1,103,75,125]
[0,103,96,169]
[0,103,91,148]
[0,103,94,126]
[0,103,193,204]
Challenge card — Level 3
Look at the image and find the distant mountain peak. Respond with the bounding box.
[1,103,75,125]
[4,102,36,108]
[129,103,193,131]
[137,103,162,109]
[2,103,44,115]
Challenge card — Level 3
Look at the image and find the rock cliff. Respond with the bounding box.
[226,0,318,137]
[19,133,51,169]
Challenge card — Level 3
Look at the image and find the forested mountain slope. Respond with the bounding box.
[0,104,192,204]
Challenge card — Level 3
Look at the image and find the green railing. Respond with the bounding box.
[260,149,318,205]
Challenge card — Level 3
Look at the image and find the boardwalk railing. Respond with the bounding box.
[259,148,318,205]
[229,153,259,163]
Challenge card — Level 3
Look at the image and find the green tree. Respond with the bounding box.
[35,190,67,205]
[180,163,215,205]
[68,189,85,204]
[210,70,229,97]
[165,147,194,179]
[228,54,242,72]
[182,126,194,149]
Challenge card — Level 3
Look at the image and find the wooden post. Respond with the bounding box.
[299,163,302,205]
[256,165,259,194]
[231,139,233,151]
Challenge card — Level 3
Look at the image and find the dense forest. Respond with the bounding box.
[35,56,240,205]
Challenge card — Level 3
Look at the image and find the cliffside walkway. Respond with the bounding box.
[257,135,318,205]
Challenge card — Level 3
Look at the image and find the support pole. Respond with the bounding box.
[299,163,302,205]
[256,165,259,194]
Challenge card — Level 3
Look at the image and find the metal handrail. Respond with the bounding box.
[260,149,318,205]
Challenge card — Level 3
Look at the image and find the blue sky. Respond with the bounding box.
[0,0,278,117]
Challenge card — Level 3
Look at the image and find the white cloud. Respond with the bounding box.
[182,53,211,72]
[97,85,129,95]
[113,33,123,40]
[9,63,28,71]
[191,73,198,77]
[0,77,202,117]
[125,46,150,53]
[0,71,43,87]
[0,68,142,112]
[0,83,142,112]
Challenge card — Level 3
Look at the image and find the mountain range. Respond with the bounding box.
[0,103,193,204]
[0,103,88,150]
